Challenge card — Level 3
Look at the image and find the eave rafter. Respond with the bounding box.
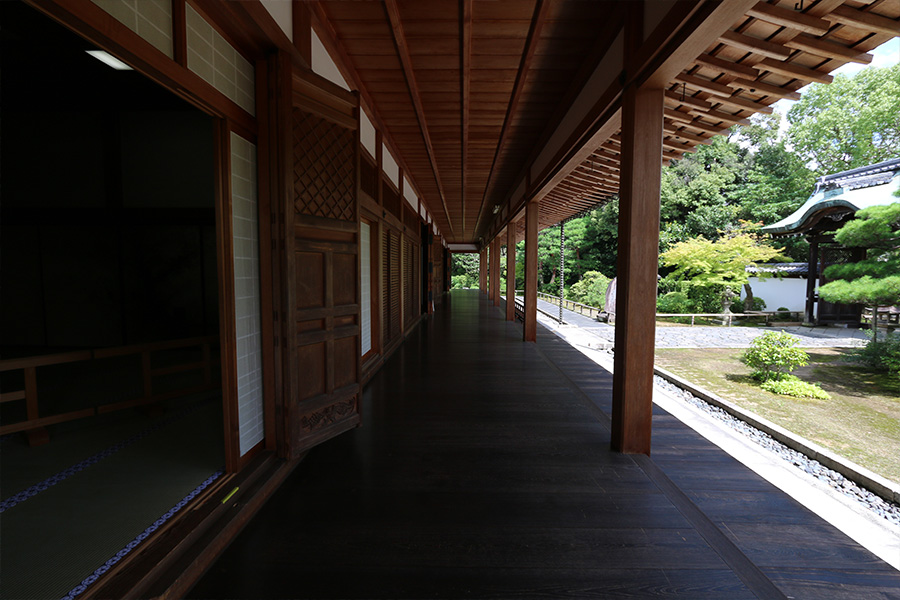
[493,0,898,237]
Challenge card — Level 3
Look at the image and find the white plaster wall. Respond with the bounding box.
[260,0,293,42]
[231,132,264,456]
[740,277,811,312]
[186,5,255,115]
[360,110,376,158]
[383,144,400,185]
[92,0,173,58]
[312,30,350,90]
[404,176,417,209]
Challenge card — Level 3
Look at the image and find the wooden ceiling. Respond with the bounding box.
[311,0,899,245]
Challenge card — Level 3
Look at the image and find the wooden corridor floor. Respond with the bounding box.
[190,290,900,599]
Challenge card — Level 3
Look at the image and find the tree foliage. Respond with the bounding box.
[660,231,786,288]
[450,253,479,289]
[786,64,900,175]
[741,330,809,380]
[818,201,900,314]
[568,271,610,308]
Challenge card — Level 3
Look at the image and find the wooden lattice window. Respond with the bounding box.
[382,228,401,346]
[403,237,419,329]
[292,109,356,221]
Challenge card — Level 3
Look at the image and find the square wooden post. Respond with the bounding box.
[479,249,487,293]
[611,83,663,455]
[524,201,538,342]
[506,225,516,321]
[491,237,501,307]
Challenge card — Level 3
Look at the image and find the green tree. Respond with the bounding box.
[451,253,479,289]
[786,64,900,175]
[659,230,786,312]
[731,115,815,261]
[568,271,610,308]
[818,201,900,341]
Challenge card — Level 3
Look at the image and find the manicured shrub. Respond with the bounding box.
[750,296,767,311]
[657,291,694,314]
[853,332,900,375]
[741,330,809,381]
[760,374,830,400]
[774,306,794,321]
[568,271,610,308]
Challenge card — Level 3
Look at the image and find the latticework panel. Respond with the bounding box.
[293,109,356,221]
[383,229,401,345]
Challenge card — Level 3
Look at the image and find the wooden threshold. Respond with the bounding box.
[82,451,302,600]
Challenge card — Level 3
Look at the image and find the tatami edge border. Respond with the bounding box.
[653,365,900,507]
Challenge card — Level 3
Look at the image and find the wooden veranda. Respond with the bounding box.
[189,291,900,599]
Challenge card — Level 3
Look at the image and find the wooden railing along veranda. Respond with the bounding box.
[0,336,219,443]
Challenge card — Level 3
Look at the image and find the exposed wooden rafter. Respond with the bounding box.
[384,0,454,237]
[460,0,472,237]
[746,1,832,36]
[472,0,549,240]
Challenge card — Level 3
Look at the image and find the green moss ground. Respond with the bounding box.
[655,347,900,484]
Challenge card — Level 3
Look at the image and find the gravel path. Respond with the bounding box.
[532,297,868,348]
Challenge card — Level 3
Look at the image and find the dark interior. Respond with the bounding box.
[0,6,225,598]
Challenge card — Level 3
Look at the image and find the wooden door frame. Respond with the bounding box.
[24,0,281,473]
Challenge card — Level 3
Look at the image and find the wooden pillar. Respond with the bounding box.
[479,249,487,293]
[506,225,516,321]
[487,244,494,302]
[610,83,664,455]
[524,201,538,342]
[805,238,818,325]
[491,237,501,307]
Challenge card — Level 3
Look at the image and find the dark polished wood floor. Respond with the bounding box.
[190,290,899,599]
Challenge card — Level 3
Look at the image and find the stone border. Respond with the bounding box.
[654,364,900,506]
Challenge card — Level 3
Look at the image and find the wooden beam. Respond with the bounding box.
[756,57,834,84]
[524,201,538,342]
[384,0,453,241]
[664,107,697,124]
[461,0,472,237]
[746,1,832,36]
[687,107,751,126]
[712,93,774,114]
[662,124,709,144]
[611,84,663,455]
[491,237,501,307]
[506,224,516,321]
[718,30,792,61]
[479,249,487,293]
[827,5,900,37]
[784,33,874,64]
[474,0,549,240]
[727,77,802,101]
[310,4,455,238]
[675,73,733,97]
[693,53,760,79]
[664,89,712,110]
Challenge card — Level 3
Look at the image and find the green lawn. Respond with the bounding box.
[654,347,900,485]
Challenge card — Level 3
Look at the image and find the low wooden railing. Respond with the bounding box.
[535,291,605,319]
[657,311,803,326]
[0,336,219,443]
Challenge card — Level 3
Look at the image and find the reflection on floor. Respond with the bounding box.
[0,393,224,600]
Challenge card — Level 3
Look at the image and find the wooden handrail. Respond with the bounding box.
[0,350,93,373]
[0,336,220,443]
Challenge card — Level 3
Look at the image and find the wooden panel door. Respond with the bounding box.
[285,71,361,458]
